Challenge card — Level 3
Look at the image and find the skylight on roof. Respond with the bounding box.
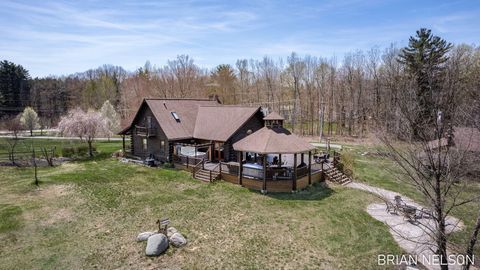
[171,112,180,122]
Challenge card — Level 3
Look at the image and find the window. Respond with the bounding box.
[143,138,148,151]
[146,116,152,128]
[160,140,165,154]
[171,112,180,122]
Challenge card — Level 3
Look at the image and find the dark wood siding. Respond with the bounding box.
[131,104,169,161]
[224,110,264,161]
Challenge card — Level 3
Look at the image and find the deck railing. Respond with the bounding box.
[220,162,310,181]
[135,126,157,137]
[192,159,204,178]
[172,154,204,167]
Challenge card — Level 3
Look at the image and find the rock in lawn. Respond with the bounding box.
[136,231,156,242]
[166,227,178,238]
[169,232,187,247]
[145,234,169,256]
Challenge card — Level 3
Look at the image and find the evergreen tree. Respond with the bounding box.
[0,60,31,117]
[211,64,236,103]
[398,28,453,138]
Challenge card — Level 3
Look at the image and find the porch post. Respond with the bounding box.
[308,151,312,185]
[262,154,267,193]
[210,142,213,161]
[238,151,243,186]
[293,153,297,191]
[122,135,125,153]
[321,161,325,182]
[278,154,282,168]
[301,153,304,164]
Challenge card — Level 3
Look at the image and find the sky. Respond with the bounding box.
[1,0,479,77]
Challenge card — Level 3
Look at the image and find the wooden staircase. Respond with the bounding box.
[324,167,352,186]
[192,160,221,183]
[193,168,220,182]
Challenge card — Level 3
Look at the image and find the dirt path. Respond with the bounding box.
[346,182,464,270]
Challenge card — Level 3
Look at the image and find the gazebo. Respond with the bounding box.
[232,112,316,193]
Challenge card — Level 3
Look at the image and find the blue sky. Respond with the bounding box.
[1,0,479,77]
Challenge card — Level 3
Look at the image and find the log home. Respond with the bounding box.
[119,97,326,193]
[119,97,264,163]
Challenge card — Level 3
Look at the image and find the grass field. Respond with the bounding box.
[0,138,403,269]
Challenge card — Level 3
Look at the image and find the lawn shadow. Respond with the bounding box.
[261,182,335,201]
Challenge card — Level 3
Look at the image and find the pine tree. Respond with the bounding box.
[398,28,453,138]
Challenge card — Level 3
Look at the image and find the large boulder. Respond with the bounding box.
[169,232,187,247]
[136,231,156,242]
[145,234,168,256]
[166,227,178,238]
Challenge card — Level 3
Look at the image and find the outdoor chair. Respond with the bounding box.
[385,200,397,215]
[394,195,407,212]
[418,208,433,219]
[402,205,418,224]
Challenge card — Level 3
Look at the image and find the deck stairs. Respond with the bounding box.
[193,162,221,182]
[324,167,352,185]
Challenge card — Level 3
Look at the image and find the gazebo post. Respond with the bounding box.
[278,154,282,167]
[301,153,304,164]
[262,154,267,193]
[292,153,297,192]
[238,151,243,186]
[308,151,312,185]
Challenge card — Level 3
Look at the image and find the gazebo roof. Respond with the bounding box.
[263,111,285,120]
[233,126,315,154]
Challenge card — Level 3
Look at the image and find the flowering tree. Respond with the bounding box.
[100,100,120,141]
[20,107,39,136]
[58,108,108,157]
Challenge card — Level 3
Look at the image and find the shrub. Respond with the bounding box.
[76,145,90,156]
[61,147,75,158]
[61,144,97,158]
[163,162,174,168]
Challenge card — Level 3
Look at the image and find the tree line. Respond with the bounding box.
[1,29,479,139]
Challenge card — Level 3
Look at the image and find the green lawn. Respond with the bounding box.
[0,139,402,269]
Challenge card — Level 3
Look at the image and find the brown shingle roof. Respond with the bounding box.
[263,111,284,120]
[146,98,220,140]
[193,106,261,141]
[233,126,316,154]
